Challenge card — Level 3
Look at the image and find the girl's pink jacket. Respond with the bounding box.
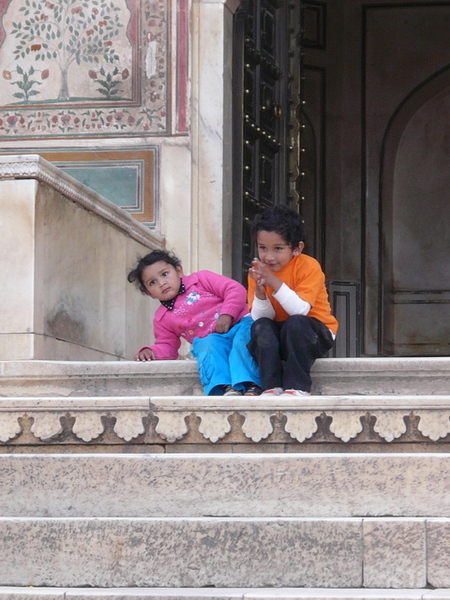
[139,270,249,360]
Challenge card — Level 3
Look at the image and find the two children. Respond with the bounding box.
[129,206,338,397]
[127,249,261,396]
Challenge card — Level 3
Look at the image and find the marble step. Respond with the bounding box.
[2,589,450,600]
[0,356,449,397]
[1,453,450,518]
[0,516,448,588]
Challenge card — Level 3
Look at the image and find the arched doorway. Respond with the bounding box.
[231,1,450,357]
[381,72,450,356]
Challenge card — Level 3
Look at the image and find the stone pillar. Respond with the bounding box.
[190,0,240,276]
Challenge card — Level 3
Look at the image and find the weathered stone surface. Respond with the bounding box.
[0,590,66,600]
[0,518,362,588]
[1,454,450,519]
[426,520,450,588]
[363,519,426,588]
[1,588,449,600]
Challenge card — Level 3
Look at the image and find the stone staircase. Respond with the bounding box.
[0,357,450,599]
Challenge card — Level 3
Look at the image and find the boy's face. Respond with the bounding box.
[141,261,183,300]
[256,230,304,272]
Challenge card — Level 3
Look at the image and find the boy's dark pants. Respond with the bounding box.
[247,315,334,392]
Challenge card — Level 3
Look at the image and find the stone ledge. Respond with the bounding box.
[0,360,202,397]
[0,357,449,397]
[1,395,450,445]
[1,589,450,600]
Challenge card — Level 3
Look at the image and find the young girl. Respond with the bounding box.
[128,249,261,396]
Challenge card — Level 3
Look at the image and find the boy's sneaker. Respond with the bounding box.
[243,384,262,396]
[223,385,242,396]
[282,389,311,397]
[260,387,284,397]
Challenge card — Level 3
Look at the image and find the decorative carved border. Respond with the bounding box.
[0,0,170,139]
[1,396,450,445]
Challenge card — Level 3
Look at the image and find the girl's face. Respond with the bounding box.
[141,261,183,300]
[256,230,304,272]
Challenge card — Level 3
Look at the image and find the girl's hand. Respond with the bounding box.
[215,314,233,333]
[249,259,282,293]
[134,348,156,361]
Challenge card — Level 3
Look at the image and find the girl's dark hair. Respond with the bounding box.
[250,204,305,248]
[127,249,182,294]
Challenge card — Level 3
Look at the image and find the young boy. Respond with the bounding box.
[247,205,338,396]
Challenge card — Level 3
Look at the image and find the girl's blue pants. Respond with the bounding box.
[191,315,261,395]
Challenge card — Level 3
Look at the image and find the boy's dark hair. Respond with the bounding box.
[250,205,305,248]
[127,249,182,294]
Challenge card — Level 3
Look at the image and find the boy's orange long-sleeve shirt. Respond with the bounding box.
[247,253,339,336]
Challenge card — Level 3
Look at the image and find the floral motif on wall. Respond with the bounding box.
[0,0,168,138]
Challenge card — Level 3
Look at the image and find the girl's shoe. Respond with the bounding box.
[223,385,242,396]
[260,387,284,397]
[243,384,262,396]
[282,389,311,397]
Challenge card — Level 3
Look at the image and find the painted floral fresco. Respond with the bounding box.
[0,0,168,138]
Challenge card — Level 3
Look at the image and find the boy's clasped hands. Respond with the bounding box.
[249,258,282,297]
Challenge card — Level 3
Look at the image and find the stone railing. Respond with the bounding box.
[2,395,450,450]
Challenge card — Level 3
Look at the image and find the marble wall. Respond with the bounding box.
[0,0,237,279]
[0,0,243,364]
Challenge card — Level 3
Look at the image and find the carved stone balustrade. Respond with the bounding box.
[1,395,450,451]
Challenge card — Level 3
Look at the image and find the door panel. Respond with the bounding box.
[232,0,300,283]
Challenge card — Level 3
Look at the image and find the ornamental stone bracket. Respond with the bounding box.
[0,395,450,446]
